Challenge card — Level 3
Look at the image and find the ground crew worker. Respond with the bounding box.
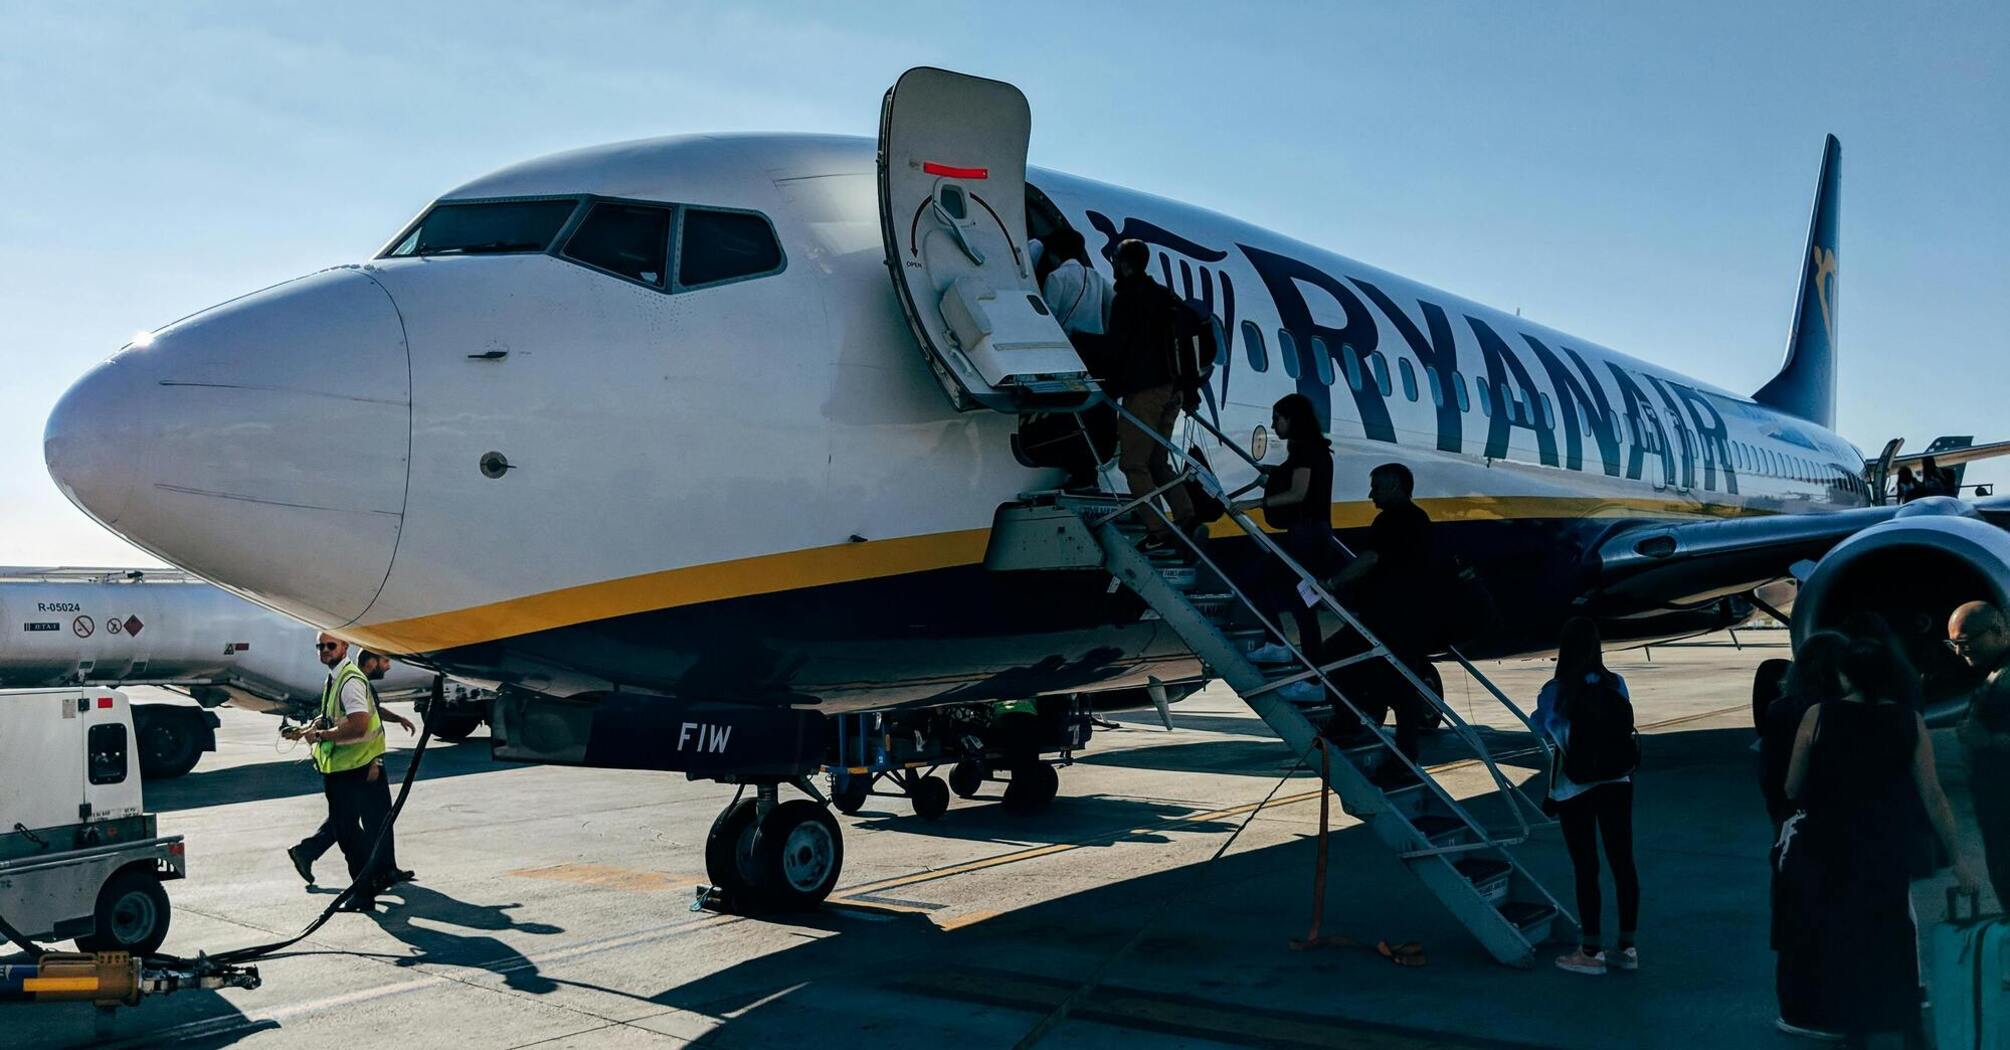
[281,633,395,911]
[286,651,418,889]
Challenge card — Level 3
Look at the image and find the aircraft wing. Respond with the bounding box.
[1886,439,2010,473]
[1591,496,2010,613]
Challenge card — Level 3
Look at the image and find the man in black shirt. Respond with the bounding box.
[1328,462,1437,778]
[1105,239,1196,546]
[1952,601,2010,903]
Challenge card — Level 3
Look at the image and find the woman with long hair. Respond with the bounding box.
[1537,616,1642,975]
[1236,394,1335,705]
[1764,631,1850,1039]
[1785,639,1981,1046]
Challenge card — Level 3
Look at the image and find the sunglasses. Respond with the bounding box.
[316,642,341,651]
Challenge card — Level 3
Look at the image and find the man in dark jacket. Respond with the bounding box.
[1952,600,2010,903]
[1105,239,1196,545]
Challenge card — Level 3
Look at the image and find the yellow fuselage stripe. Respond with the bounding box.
[345,495,1765,654]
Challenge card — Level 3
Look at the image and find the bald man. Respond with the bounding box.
[1951,601,2010,902]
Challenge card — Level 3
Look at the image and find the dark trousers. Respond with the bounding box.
[1266,522,1339,678]
[321,765,395,891]
[299,773,398,875]
[1557,781,1639,946]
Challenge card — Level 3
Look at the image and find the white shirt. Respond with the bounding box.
[325,659,372,719]
[1040,259,1112,336]
[1534,671,1632,802]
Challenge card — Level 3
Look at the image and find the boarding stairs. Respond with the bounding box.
[987,410,1576,967]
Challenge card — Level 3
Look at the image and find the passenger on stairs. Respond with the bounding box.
[1537,617,1642,976]
[1234,394,1336,706]
[1324,462,1436,776]
[1105,238,1199,550]
[1036,229,1112,339]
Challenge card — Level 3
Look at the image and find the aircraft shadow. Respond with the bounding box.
[146,738,501,813]
[635,721,1801,1049]
[846,792,1244,847]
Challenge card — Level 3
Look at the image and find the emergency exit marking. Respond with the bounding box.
[72,616,93,638]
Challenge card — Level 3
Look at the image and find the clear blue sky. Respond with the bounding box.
[3,2,2005,565]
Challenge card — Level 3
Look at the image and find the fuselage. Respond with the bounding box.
[45,133,1866,712]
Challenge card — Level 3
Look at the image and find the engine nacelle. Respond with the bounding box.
[1792,502,2010,654]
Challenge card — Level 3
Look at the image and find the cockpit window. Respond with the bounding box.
[563,202,672,286]
[677,208,784,288]
[384,199,579,258]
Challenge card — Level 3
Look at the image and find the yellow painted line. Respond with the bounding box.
[934,909,1000,931]
[24,977,99,993]
[347,495,1772,652]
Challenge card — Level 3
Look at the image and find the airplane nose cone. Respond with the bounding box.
[45,268,411,626]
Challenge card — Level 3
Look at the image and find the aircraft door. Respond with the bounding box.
[878,67,1096,413]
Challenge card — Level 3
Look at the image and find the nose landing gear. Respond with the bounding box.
[702,781,845,913]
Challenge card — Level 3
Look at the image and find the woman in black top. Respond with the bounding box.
[1785,639,1979,1047]
[1762,630,1848,1039]
[1235,394,1335,702]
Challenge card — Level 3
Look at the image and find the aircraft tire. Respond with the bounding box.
[704,799,764,905]
[832,774,871,815]
[749,800,844,910]
[1002,762,1059,814]
[1753,658,1792,735]
[948,759,986,798]
[427,710,485,743]
[910,774,950,820]
[135,709,203,780]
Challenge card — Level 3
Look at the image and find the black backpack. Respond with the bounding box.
[1171,296,1219,396]
[1560,676,1640,783]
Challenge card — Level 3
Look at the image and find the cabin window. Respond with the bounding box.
[676,208,784,288]
[1277,329,1301,379]
[1335,341,1357,390]
[563,202,672,286]
[1477,380,1493,417]
[1399,358,1418,402]
[1451,371,1470,412]
[1369,352,1392,396]
[1425,366,1443,407]
[1241,321,1269,372]
[1310,336,1336,386]
[384,198,579,258]
[1539,393,1555,429]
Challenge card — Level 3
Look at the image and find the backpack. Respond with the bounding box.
[1171,296,1219,398]
[1560,676,1640,783]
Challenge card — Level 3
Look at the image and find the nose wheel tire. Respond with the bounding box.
[948,759,987,798]
[77,867,171,957]
[749,800,845,910]
[910,774,951,820]
[704,799,763,907]
[1002,761,1059,814]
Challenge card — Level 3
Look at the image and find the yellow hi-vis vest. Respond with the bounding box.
[314,660,385,774]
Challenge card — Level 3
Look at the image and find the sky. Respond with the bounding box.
[2,2,2005,566]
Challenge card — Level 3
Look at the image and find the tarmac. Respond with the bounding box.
[6,630,1991,1048]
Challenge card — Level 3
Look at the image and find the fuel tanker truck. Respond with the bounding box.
[0,567,491,778]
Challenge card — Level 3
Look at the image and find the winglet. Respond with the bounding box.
[1753,135,1841,429]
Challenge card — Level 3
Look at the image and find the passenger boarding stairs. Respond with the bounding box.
[987,411,1575,967]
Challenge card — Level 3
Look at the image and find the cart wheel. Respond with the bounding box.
[948,760,987,799]
[910,774,951,820]
[1003,762,1060,814]
[832,774,871,815]
[704,799,763,907]
[749,800,845,910]
[77,867,171,957]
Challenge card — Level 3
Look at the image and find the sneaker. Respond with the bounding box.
[1610,946,1638,971]
[1554,948,1607,975]
[286,845,315,885]
[1274,681,1326,705]
[1244,642,1297,664]
[1773,1018,1843,1042]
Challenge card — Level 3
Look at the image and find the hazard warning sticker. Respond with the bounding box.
[123,615,145,637]
[72,616,94,638]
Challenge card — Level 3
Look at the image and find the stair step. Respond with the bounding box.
[1410,814,1470,849]
[1455,859,1513,905]
[1497,901,1560,941]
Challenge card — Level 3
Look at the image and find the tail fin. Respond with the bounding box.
[1752,134,1841,428]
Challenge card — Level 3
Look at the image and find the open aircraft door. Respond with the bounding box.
[879,67,1098,413]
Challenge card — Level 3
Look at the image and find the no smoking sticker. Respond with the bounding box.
[72,615,94,638]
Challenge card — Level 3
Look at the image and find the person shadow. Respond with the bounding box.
[365,883,565,993]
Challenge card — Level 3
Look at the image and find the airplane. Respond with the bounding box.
[0,566,494,777]
[40,67,2010,912]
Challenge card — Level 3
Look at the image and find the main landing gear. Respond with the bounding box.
[703,780,845,913]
